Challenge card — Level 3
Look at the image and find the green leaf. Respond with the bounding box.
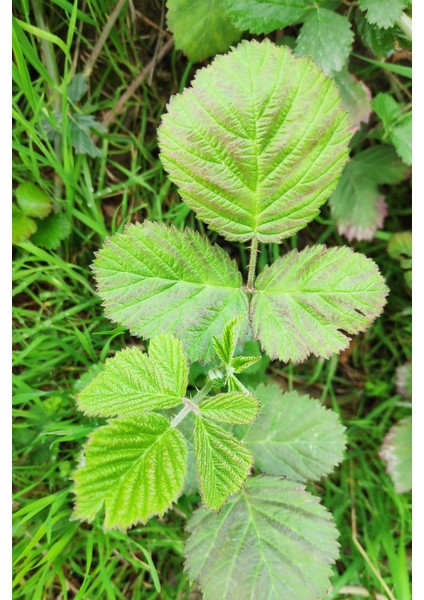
[199,392,259,424]
[15,182,53,218]
[372,93,412,165]
[73,414,187,529]
[185,476,340,600]
[212,315,245,366]
[31,213,72,249]
[330,145,410,241]
[236,383,346,480]
[251,245,388,363]
[194,417,253,510]
[380,417,412,493]
[295,8,353,75]
[93,222,249,363]
[388,231,412,288]
[69,113,106,157]
[334,68,372,132]
[359,0,406,29]
[12,205,37,244]
[159,39,351,243]
[68,73,88,103]
[224,0,312,34]
[355,13,401,58]
[166,0,242,62]
[77,335,188,417]
[396,362,412,399]
[231,355,261,373]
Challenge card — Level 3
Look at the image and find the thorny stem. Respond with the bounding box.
[170,379,215,428]
[247,236,259,291]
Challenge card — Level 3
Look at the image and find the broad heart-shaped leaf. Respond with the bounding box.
[380,417,412,493]
[334,68,372,133]
[77,335,188,417]
[295,8,354,76]
[194,417,253,510]
[93,222,249,363]
[251,245,388,363]
[159,39,351,244]
[199,392,259,424]
[73,414,187,530]
[15,182,53,218]
[235,384,346,481]
[359,0,406,29]
[224,0,312,34]
[166,0,242,62]
[330,145,410,242]
[185,476,340,600]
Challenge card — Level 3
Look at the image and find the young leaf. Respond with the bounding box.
[212,315,245,366]
[334,68,372,132]
[15,182,53,218]
[224,0,312,34]
[380,417,412,493]
[159,39,352,243]
[329,145,410,241]
[372,93,412,165]
[396,362,412,399]
[93,222,249,363]
[295,8,353,76]
[185,476,340,600]
[359,0,406,30]
[236,384,346,481]
[12,205,37,244]
[77,336,188,417]
[251,245,388,363]
[194,417,253,510]
[73,414,187,529]
[199,392,259,424]
[31,213,72,249]
[166,0,242,62]
[230,355,261,373]
[387,231,412,288]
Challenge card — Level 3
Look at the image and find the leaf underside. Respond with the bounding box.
[159,39,352,243]
[185,476,340,600]
[380,417,412,493]
[77,334,188,417]
[73,414,187,529]
[236,384,346,481]
[194,417,253,510]
[251,245,388,363]
[93,221,249,363]
[166,0,242,62]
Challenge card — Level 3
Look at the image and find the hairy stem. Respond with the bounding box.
[247,236,259,291]
[170,379,215,428]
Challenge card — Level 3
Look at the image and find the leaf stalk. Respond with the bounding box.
[247,236,259,291]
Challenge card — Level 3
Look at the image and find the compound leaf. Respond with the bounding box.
[330,145,410,241]
[359,0,406,29]
[94,222,249,363]
[224,0,312,34]
[334,68,372,132]
[73,414,187,529]
[199,392,259,424]
[166,0,242,62]
[295,8,353,76]
[380,417,412,493]
[185,476,340,600]
[236,383,346,480]
[251,245,388,363]
[12,205,37,244]
[159,39,351,243]
[77,336,188,417]
[15,182,53,218]
[194,417,253,510]
[31,212,72,249]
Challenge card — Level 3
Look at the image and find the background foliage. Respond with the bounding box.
[13,0,411,598]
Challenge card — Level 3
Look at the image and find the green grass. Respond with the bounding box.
[13,1,411,598]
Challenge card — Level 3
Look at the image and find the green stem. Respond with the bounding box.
[170,379,215,428]
[247,236,259,291]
